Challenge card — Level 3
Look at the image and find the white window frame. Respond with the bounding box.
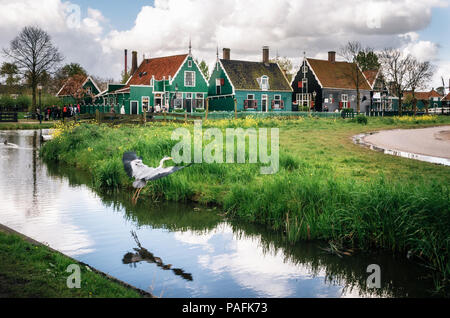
[261,76,269,91]
[273,95,282,108]
[142,96,150,112]
[174,93,183,109]
[195,93,204,109]
[262,94,268,112]
[297,93,311,108]
[341,94,349,108]
[247,94,255,100]
[130,100,139,115]
[188,60,193,68]
[184,71,196,87]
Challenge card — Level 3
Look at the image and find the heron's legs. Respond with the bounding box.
[132,188,140,203]
[132,187,144,204]
[135,188,143,203]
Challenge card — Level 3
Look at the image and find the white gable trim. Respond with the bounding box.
[82,76,102,95]
[218,59,236,95]
[276,63,294,92]
[191,57,209,86]
[169,55,189,86]
[305,59,323,89]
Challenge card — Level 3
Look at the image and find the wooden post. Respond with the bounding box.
[205,98,209,121]
[184,111,187,124]
[143,107,147,124]
[234,98,237,120]
[164,112,167,122]
[95,109,100,123]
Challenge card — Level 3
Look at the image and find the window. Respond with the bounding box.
[296,93,311,107]
[186,93,192,99]
[302,65,309,74]
[174,93,183,109]
[247,94,255,100]
[216,78,222,94]
[261,76,269,90]
[184,71,195,87]
[188,60,192,68]
[195,93,204,109]
[86,87,92,95]
[273,95,282,108]
[341,94,349,108]
[142,97,149,112]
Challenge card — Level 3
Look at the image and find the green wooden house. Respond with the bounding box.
[208,47,293,112]
[96,49,209,115]
[56,75,101,105]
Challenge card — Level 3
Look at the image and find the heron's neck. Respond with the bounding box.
[159,158,169,168]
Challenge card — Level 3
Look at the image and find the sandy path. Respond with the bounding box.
[363,126,450,159]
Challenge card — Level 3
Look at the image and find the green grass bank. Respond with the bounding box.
[0,227,146,298]
[40,116,450,292]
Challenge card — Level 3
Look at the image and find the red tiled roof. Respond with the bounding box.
[307,58,371,91]
[57,75,88,96]
[363,70,379,88]
[442,93,450,101]
[127,54,188,87]
[403,89,442,100]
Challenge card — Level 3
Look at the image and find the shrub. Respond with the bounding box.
[356,114,368,125]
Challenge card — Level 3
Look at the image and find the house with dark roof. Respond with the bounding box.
[291,52,372,112]
[56,75,101,105]
[208,47,293,112]
[97,46,208,114]
[362,69,395,112]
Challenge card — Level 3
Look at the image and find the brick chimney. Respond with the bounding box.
[328,51,336,63]
[131,51,138,75]
[124,49,128,77]
[263,46,270,65]
[223,48,231,60]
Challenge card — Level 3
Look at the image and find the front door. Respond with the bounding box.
[131,101,138,115]
[262,95,268,112]
[186,93,192,113]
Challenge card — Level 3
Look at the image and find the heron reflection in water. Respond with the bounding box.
[123,231,193,282]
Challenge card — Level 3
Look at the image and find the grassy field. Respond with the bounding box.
[0,229,144,298]
[0,120,55,130]
[40,115,450,292]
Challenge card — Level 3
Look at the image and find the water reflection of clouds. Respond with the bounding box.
[173,223,352,298]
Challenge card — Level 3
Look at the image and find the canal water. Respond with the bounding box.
[0,129,436,298]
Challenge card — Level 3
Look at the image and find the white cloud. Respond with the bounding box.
[0,0,448,84]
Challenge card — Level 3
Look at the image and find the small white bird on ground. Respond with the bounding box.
[122,151,191,204]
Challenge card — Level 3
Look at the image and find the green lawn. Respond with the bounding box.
[0,229,145,298]
[40,115,450,292]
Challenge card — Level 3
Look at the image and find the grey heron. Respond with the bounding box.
[122,151,191,203]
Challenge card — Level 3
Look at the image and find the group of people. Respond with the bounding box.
[36,104,81,121]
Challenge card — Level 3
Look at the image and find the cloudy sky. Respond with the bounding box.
[0,0,449,89]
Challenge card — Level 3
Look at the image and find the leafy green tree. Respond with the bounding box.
[196,59,210,81]
[0,62,21,86]
[356,51,381,72]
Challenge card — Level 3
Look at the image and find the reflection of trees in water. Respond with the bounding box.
[123,231,193,282]
[44,160,435,298]
[228,221,435,298]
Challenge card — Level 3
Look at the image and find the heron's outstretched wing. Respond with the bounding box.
[145,165,191,182]
[123,152,141,178]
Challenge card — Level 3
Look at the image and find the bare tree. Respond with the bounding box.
[339,41,372,113]
[2,26,63,112]
[405,58,435,115]
[378,48,412,116]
